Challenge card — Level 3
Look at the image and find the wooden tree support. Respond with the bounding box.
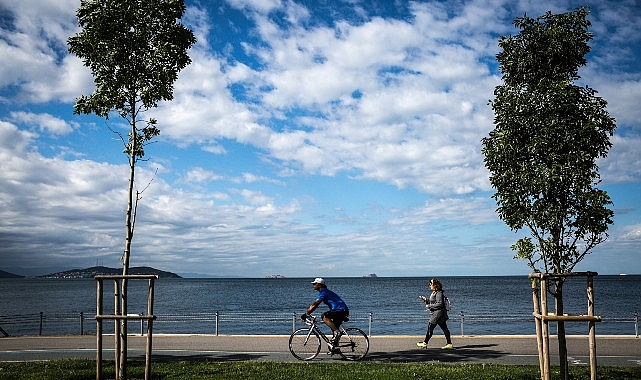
[530,272,601,380]
[95,275,158,380]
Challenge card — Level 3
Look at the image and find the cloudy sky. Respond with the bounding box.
[0,0,639,278]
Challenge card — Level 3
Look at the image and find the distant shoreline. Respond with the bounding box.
[3,273,638,279]
[0,266,181,279]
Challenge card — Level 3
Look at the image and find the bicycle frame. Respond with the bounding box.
[302,315,345,345]
[289,314,368,361]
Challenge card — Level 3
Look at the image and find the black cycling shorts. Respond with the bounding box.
[322,310,349,327]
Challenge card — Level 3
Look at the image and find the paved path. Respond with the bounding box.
[1,334,640,366]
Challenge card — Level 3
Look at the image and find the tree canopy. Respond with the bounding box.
[68,0,196,159]
[482,6,616,275]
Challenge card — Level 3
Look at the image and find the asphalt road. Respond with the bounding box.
[0,334,640,366]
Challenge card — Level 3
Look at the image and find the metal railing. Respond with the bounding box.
[0,311,638,337]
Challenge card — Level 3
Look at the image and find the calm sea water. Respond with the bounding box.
[0,276,639,336]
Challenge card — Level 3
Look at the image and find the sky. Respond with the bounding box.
[0,0,639,278]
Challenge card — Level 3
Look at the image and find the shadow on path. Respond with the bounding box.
[145,352,271,362]
[365,344,505,363]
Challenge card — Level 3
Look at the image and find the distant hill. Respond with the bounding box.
[0,269,23,278]
[40,266,181,279]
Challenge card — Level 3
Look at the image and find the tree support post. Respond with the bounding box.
[95,275,158,380]
[587,275,597,380]
[530,272,601,380]
[531,278,545,379]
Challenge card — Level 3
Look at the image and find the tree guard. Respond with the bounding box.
[95,275,158,380]
[530,272,601,380]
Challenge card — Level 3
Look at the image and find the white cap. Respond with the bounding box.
[311,277,325,285]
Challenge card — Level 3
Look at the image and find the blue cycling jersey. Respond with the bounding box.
[317,287,349,312]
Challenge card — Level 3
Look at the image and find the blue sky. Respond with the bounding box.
[0,0,639,278]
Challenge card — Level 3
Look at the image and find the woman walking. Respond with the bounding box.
[417,278,453,349]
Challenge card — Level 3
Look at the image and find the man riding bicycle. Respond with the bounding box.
[302,278,349,348]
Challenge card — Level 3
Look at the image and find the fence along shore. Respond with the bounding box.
[1,310,638,337]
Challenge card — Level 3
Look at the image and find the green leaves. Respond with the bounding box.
[124,119,160,159]
[68,0,196,129]
[69,0,196,168]
[482,7,616,274]
[497,7,592,88]
[512,237,537,270]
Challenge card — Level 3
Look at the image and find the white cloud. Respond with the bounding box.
[150,49,273,147]
[149,1,502,195]
[9,111,77,135]
[600,134,641,183]
[226,0,282,14]
[621,224,641,240]
[183,167,223,183]
[33,55,94,103]
[0,120,36,153]
[390,197,500,226]
[594,77,641,128]
[0,0,90,102]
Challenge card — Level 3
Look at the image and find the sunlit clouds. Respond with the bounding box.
[0,0,639,277]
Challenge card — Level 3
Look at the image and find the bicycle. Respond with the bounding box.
[288,314,369,361]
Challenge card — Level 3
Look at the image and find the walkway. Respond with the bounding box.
[0,335,639,366]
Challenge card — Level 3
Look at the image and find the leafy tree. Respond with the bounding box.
[68,0,195,378]
[481,7,616,379]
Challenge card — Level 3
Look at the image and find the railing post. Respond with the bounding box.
[80,312,84,335]
[368,312,372,337]
[459,311,464,336]
[292,312,296,333]
[97,278,103,380]
[215,312,219,336]
[635,312,638,338]
[140,313,144,336]
[39,312,43,336]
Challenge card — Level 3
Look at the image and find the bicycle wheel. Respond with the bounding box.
[337,327,369,361]
[289,328,321,360]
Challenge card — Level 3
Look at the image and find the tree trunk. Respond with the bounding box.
[555,279,569,380]
[118,120,137,380]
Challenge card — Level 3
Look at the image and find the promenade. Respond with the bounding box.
[1,334,640,366]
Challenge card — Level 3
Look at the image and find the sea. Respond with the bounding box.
[0,275,639,337]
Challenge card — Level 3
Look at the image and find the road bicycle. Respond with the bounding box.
[288,314,369,361]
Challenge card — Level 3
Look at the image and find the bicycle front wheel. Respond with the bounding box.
[289,328,321,361]
[337,327,369,361]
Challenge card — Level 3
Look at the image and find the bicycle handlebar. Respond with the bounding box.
[301,314,317,323]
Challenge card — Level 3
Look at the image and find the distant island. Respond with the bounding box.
[39,266,182,279]
[0,269,23,278]
[363,273,378,278]
[265,274,287,279]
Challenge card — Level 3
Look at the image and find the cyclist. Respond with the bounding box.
[302,277,349,349]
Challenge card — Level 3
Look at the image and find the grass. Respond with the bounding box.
[1,360,641,380]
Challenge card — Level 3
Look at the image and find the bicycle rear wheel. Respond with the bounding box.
[337,327,369,361]
[289,328,321,360]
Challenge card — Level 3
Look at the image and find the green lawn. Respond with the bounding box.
[1,360,640,380]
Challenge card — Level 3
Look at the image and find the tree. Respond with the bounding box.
[481,7,616,379]
[68,0,195,378]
